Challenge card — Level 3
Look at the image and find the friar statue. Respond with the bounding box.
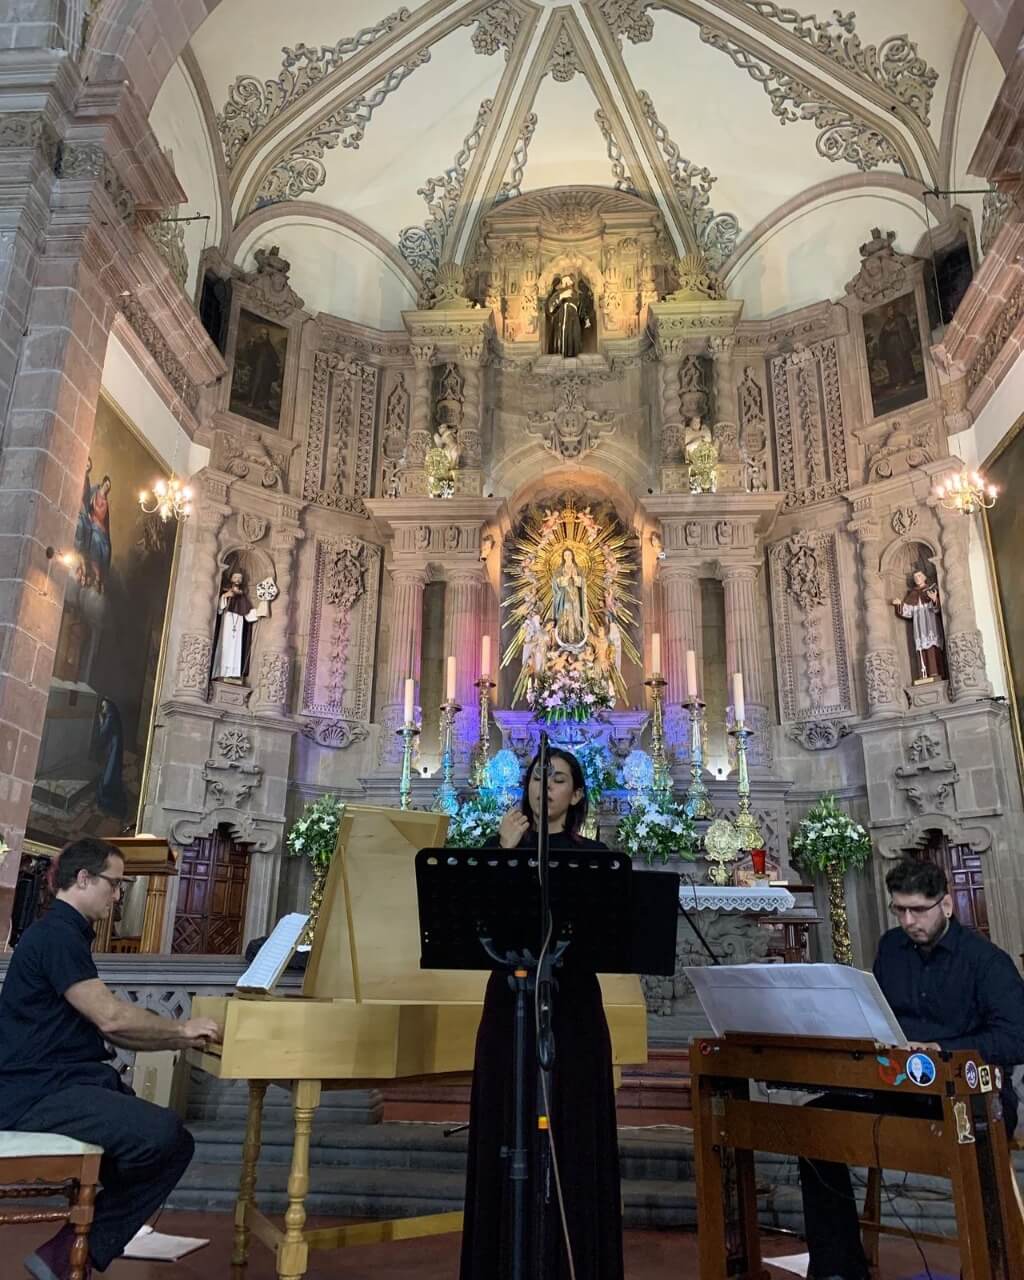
[892,569,946,681]
[546,274,593,357]
[211,570,266,681]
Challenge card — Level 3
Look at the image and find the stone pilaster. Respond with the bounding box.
[172,493,228,702]
[721,563,772,766]
[849,519,903,718]
[935,504,992,701]
[251,522,303,715]
[709,334,739,427]
[378,566,427,765]
[445,566,485,764]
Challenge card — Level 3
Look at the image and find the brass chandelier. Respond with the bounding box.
[934,467,997,516]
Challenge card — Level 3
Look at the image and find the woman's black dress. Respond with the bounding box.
[459,831,624,1280]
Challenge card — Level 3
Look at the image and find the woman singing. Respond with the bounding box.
[459,748,624,1280]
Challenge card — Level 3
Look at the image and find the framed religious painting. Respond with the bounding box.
[27,395,178,847]
[228,307,288,430]
[862,290,929,419]
[983,414,1024,786]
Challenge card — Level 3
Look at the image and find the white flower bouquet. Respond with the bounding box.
[617,796,698,865]
[285,795,344,872]
[789,794,871,875]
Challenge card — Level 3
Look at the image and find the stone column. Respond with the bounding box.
[848,519,902,718]
[458,343,484,474]
[658,345,683,468]
[251,523,303,715]
[722,563,772,766]
[378,567,427,765]
[936,505,992,701]
[709,335,738,426]
[660,563,703,759]
[172,492,228,702]
[404,343,434,473]
[445,566,486,766]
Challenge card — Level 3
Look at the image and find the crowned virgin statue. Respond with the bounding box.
[551,548,587,647]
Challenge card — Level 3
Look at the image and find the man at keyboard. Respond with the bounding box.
[799,857,1024,1279]
[0,838,222,1280]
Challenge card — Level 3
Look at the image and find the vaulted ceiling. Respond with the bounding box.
[149,0,1003,326]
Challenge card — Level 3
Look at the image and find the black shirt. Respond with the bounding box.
[874,915,1024,1133]
[0,899,114,1127]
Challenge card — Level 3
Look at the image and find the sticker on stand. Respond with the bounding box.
[877,1055,907,1087]
[964,1060,979,1090]
[906,1052,937,1087]
[978,1065,993,1092]
[994,1066,1003,1090]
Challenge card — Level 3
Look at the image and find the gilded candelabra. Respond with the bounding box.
[728,724,764,852]
[435,699,461,815]
[470,676,495,787]
[644,673,670,803]
[682,697,714,820]
[397,721,421,811]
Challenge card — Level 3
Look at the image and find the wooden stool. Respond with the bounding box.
[0,1132,103,1280]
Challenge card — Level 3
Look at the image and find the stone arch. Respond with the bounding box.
[217,544,275,591]
[878,813,993,860]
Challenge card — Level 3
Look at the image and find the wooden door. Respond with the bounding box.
[912,836,989,937]
[172,827,250,954]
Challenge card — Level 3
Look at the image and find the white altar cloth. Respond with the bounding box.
[679,884,796,914]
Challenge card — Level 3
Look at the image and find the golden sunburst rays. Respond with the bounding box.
[501,502,641,708]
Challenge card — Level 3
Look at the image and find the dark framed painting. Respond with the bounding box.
[228,307,288,429]
[984,416,1024,788]
[862,291,928,419]
[27,396,178,847]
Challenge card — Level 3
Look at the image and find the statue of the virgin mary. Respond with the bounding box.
[551,547,587,647]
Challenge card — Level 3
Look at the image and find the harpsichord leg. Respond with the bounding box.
[232,1079,267,1279]
[278,1078,321,1280]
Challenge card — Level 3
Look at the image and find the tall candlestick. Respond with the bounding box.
[403,677,415,726]
[397,721,420,811]
[480,634,491,678]
[651,632,661,676]
[435,692,461,816]
[728,723,764,854]
[685,650,698,701]
[732,671,745,727]
[446,655,457,703]
[683,695,714,819]
[644,671,670,803]
[470,672,496,788]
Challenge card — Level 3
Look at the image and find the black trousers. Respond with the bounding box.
[797,1090,941,1280]
[13,1065,195,1271]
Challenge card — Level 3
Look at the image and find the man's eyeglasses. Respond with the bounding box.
[94,874,136,896]
[888,898,943,919]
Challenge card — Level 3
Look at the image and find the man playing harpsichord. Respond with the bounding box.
[799,858,1024,1280]
[0,838,221,1280]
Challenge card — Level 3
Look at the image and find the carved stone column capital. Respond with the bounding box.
[411,343,435,368]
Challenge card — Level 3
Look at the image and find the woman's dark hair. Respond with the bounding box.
[519,748,588,836]
[51,837,122,891]
[884,858,948,900]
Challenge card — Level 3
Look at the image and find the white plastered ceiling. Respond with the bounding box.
[147,0,1001,324]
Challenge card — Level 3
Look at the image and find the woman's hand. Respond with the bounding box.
[499,809,530,849]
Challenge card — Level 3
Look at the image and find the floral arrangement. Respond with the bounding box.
[619,749,655,796]
[285,795,345,872]
[483,749,523,809]
[445,790,505,848]
[526,661,614,722]
[789,794,872,875]
[617,796,698,865]
[572,740,616,802]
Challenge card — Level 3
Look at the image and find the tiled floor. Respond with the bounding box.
[7,1211,961,1278]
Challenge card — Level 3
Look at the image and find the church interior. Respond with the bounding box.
[6,0,1024,1276]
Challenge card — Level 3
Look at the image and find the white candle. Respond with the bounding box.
[446,655,457,702]
[685,650,698,701]
[732,671,745,726]
[481,634,491,678]
[651,633,661,676]
[403,677,415,726]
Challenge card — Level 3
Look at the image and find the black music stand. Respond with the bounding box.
[415,847,677,1280]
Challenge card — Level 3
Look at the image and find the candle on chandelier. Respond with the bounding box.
[732,672,745,727]
[403,677,415,726]
[651,633,661,676]
[481,635,491,678]
[446,655,457,703]
[685,650,698,701]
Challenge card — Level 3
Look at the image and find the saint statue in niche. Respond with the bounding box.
[551,548,587,647]
[892,569,946,682]
[211,570,266,682]
[546,274,593,357]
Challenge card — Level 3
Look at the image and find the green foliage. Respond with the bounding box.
[445,790,504,848]
[285,795,344,872]
[617,796,698,865]
[789,794,872,875]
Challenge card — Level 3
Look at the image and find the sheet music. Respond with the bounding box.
[123,1225,208,1261]
[684,963,908,1046]
[236,912,309,991]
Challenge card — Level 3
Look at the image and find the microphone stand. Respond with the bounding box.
[680,874,721,966]
[533,731,556,1277]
